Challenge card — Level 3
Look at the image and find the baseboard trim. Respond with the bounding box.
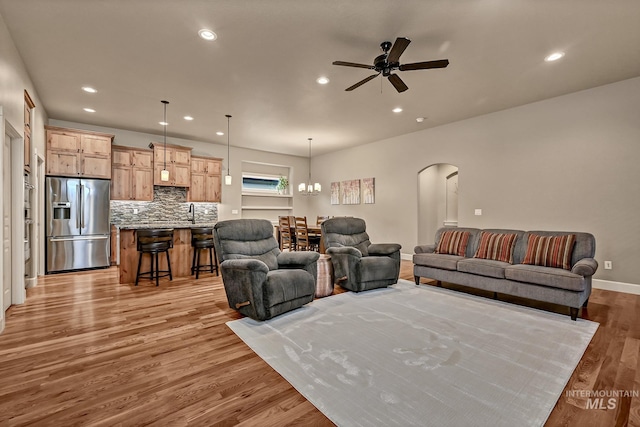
[592,279,640,295]
[401,253,412,261]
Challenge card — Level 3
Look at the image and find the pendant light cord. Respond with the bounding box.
[226,114,232,176]
[308,138,312,185]
[162,100,169,169]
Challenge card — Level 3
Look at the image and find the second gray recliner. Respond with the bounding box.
[321,217,401,292]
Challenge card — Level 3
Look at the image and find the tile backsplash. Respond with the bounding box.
[110,186,218,224]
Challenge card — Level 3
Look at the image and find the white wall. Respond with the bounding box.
[0,11,48,330]
[311,77,640,286]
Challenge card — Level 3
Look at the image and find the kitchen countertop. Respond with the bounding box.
[114,221,217,230]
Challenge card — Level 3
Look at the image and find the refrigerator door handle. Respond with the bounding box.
[50,236,109,242]
[80,184,85,229]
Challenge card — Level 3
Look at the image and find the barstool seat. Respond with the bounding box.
[191,227,218,279]
[135,228,174,286]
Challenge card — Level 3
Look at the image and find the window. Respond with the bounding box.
[242,173,280,193]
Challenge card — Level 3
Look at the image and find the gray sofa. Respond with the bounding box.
[413,227,598,320]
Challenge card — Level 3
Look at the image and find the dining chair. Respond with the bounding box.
[316,215,330,225]
[279,215,295,251]
[294,216,312,251]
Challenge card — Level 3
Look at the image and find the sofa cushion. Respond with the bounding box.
[435,230,470,256]
[473,232,518,264]
[522,234,576,270]
[457,258,510,279]
[505,264,585,291]
[412,253,462,271]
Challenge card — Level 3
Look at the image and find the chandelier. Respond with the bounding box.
[298,138,321,195]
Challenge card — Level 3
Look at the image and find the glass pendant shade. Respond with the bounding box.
[160,169,170,181]
[225,174,232,185]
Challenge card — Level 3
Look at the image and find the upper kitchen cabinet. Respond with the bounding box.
[189,156,222,202]
[149,142,191,187]
[24,91,35,173]
[45,126,114,179]
[111,146,154,201]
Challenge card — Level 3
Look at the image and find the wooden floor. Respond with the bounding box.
[1,261,638,426]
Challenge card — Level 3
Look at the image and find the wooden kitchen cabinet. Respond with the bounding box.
[189,156,222,202]
[149,142,191,187]
[111,146,154,201]
[24,91,35,173]
[45,126,114,178]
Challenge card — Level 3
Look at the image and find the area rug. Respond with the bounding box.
[226,280,598,426]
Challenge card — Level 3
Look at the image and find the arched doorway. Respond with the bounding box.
[418,163,459,244]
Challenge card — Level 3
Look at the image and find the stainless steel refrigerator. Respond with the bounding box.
[46,177,111,273]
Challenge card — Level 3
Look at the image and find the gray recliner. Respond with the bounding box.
[321,217,402,292]
[213,219,319,321]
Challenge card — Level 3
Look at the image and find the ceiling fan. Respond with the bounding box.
[332,37,449,93]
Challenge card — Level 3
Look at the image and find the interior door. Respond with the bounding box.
[3,131,12,311]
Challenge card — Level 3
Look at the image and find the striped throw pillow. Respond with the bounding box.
[473,232,518,264]
[435,230,470,256]
[522,234,576,270]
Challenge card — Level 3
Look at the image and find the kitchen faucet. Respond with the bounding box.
[188,203,195,224]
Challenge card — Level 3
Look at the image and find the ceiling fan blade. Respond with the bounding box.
[345,73,379,91]
[388,73,408,93]
[399,59,449,71]
[387,37,411,64]
[333,61,375,70]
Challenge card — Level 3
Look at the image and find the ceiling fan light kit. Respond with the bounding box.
[333,37,449,93]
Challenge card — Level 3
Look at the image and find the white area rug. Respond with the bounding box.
[227,280,598,426]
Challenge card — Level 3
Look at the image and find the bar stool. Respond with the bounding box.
[191,227,218,279]
[135,228,174,286]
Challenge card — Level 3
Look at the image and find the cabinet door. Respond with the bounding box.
[154,146,172,166]
[133,168,154,201]
[173,164,191,187]
[112,148,133,167]
[111,166,133,200]
[191,157,206,174]
[133,150,153,169]
[190,173,206,202]
[206,159,221,174]
[205,174,222,202]
[48,131,80,151]
[82,154,112,179]
[173,149,190,165]
[81,135,111,156]
[47,150,80,176]
[24,130,31,173]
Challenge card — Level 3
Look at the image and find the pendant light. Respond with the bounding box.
[298,138,321,195]
[160,100,170,182]
[225,114,232,185]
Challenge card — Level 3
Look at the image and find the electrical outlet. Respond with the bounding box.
[232,209,239,215]
[474,209,482,216]
[604,260,612,270]
[204,209,209,214]
[133,208,138,215]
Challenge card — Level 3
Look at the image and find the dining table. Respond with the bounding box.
[275,223,325,253]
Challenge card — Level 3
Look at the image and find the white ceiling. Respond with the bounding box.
[1,0,639,157]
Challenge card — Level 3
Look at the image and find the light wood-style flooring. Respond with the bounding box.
[1,261,638,426]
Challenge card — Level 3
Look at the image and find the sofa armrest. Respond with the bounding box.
[368,243,402,256]
[327,247,362,283]
[327,246,363,258]
[277,251,320,268]
[220,259,269,318]
[572,258,598,277]
[414,244,436,254]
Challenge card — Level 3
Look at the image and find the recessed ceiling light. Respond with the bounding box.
[184,116,194,121]
[198,29,217,41]
[82,86,97,93]
[159,121,168,126]
[392,107,403,113]
[316,76,330,85]
[216,131,224,136]
[83,108,96,113]
[416,117,425,123]
[545,52,565,62]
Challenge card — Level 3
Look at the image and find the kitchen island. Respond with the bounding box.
[116,222,217,284]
